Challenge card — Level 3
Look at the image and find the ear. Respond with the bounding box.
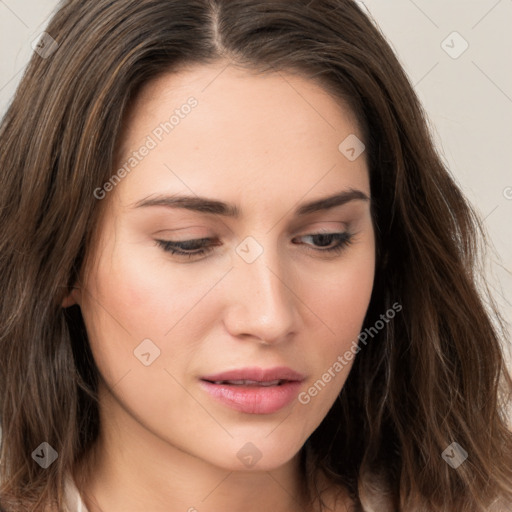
[61,286,81,308]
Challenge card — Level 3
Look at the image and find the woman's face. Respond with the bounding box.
[74,63,375,472]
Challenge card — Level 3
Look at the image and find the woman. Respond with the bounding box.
[0,1,511,511]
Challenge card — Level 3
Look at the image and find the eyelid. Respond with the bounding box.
[152,226,212,235]
[154,229,355,260]
[152,220,349,236]
[297,222,349,233]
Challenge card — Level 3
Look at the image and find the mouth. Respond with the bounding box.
[201,379,292,387]
[200,366,305,384]
[198,367,305,414]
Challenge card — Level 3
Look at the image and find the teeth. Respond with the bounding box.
[213,379,283,386]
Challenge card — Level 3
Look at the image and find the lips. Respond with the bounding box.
[199,366,306,414]
[200,366,305,384]
[207,379,283,386]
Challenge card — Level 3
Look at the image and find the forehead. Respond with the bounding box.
[122,62,362,140]
[111,62,369,210]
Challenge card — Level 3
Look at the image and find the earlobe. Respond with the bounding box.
[61,287,81,308]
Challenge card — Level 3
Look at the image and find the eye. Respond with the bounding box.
[155,237,218,259]
[293,231,354,256]
[155,231,354,260]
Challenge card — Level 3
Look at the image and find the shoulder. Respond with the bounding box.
[63,473,90,512]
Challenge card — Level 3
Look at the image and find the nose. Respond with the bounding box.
[222,238,298,345]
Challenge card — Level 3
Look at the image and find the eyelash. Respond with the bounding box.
[154,232,354,260]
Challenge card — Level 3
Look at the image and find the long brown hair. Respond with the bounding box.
[1,1,511,510]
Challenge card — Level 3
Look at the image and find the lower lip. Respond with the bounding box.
[199,380,303,414]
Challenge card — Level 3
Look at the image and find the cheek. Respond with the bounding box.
[78,243,163,379]
[80,240,215,384]
[88,241,193,338]
[296,249,374,418]
[336,260,374,335]
[310,241,375,349]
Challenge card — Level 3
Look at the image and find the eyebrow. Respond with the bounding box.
[131,188,370,217]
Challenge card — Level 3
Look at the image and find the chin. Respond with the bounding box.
[204,431,306,472]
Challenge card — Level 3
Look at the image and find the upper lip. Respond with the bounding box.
[200,366,306,383]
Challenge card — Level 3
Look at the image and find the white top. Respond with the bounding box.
[63,474,90,512]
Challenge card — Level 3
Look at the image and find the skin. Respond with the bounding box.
[64,61,375,512]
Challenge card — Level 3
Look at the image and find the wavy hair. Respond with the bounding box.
[1,0,511,510]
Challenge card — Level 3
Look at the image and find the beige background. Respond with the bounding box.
[1,0,511,372]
